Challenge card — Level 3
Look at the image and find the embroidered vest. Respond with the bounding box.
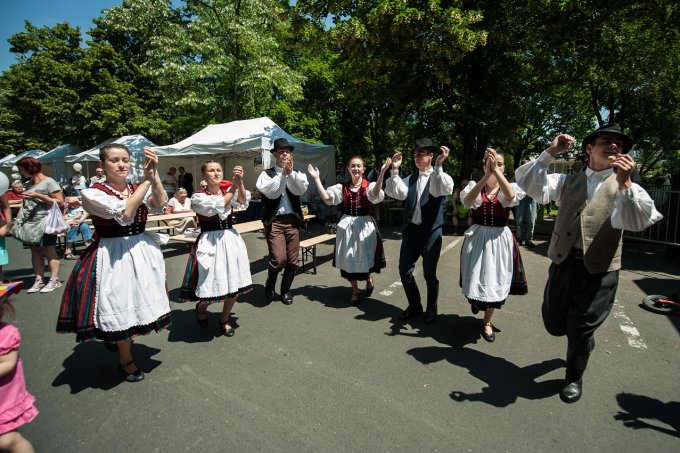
[89,183,148,237]
[341,179,371,216]
[548,172,623,273]
[260,168,303,227]
[402,173,446,232]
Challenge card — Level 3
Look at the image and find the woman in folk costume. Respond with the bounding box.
[179,162,252,337]
[460,148,528,342]
[57,145,171,383]
[308,156,389,304]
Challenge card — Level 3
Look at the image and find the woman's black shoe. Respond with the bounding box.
[119,361,144,382]
[195,302,209,328]
[219,321,235,337]
[481,323,496,342]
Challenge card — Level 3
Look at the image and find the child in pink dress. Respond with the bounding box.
[0,282,37,453]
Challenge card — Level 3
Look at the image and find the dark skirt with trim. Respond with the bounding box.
[178,234,253,305]
[56,241,171,343]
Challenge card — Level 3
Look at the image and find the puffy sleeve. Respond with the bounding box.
[461,181,482,209]
[367,182,385,204]
[191,191,251,220]
[0,323,20,355]
[82,189,132,226]
[498,182,525,208]
[324,184,344,206]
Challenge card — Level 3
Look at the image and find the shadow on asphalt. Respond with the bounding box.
[166,308,241,342]
[615,393,680,438]
[389,314,564,407]
[52,342,163,394]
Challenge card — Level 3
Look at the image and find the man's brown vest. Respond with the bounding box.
[548,172,623,273]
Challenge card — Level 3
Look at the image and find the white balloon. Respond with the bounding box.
[11,165,18,172]
[0,172,9,193]
[73,163,82,172]
[11,173,20,180]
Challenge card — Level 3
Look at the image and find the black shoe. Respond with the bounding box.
[195,302,209,328]
[281,292,293,305]
[560,378,582,403]
[517,239,524,246]
[470,303,480,315]
[525,240,537,248]
[119,361,144,382]
[219,320,235,337]
[398,305,423,321]
[481,323,496,342]
[365,284,375,298]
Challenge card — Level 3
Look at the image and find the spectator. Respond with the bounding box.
[5,181,23,203]
[165,188,196,233]
[70,171,87,196]
[14,157,64,294]
[62,197,92,260]
[161,167,178,199]
[177,166,194,197]
[89,168,106,186]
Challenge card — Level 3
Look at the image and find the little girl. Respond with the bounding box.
[0,282,38,453]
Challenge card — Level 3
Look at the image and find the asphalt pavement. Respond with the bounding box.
[4,220,679,452]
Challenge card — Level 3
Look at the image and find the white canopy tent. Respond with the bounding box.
[65,135,157,183]
[0,149,46,167]
[37,144,81,184]
[154,117,336,193]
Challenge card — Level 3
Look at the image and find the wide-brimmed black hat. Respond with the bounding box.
[582,123,633,153]
[272,137,295,152]
[414,138,438,152]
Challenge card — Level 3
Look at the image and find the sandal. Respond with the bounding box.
[64,252,76,260]
[195,302,209,328]
[119,361,144,382]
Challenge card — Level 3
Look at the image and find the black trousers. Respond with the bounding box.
[543,254,619,356]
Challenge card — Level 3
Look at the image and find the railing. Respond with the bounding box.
[624,187,679,246]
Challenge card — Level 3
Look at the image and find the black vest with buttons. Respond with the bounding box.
[403,172,447,232]
[260,168,304,227]
[90,183,148,237]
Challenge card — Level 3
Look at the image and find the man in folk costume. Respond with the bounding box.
[515,124,662,403]
[385,138,454,324]
[256,138,309,305]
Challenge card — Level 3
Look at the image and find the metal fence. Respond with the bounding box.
[624,187,679,246]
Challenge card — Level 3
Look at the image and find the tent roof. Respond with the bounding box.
[65,135,157,162]
[154,117,334,157]
[0,149,46,167]
[37,144,81,163]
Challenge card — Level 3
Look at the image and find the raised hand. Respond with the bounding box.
[548,134,576,157]
[391,152,403,170]
[307,164,320,179]
[381,157,392,174]
[435,146,450,166]
[232,165,244,185]
[610,153,635,189]
[143,146,158,181]
[283,156,294,176]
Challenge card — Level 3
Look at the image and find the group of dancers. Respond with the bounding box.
[50,125,661,406]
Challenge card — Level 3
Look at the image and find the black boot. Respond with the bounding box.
[424,284,439,325]
[399,278,423,321]
[280,268,296,305]
[560,348,590,404]
[264,269,278,303]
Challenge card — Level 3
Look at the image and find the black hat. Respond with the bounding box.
[272,137,295,152]
[414,138,437,152]
[582,123,633,153]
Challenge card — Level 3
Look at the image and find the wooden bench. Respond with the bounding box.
[298,233,336,274]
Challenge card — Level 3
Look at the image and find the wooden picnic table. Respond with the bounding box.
[168,214,316,244]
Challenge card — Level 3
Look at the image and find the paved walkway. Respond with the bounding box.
[4,221,679,452]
